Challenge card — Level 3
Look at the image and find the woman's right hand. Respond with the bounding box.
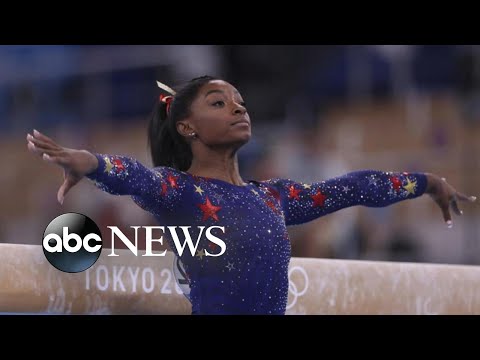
[26,130,99,205]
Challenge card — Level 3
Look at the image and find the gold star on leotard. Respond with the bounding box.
[194,184,204,195]
[403,178,417,195]
[196,249,205,260]
[104,157,114,173]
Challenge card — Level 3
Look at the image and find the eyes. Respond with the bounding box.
[211,100,247,108]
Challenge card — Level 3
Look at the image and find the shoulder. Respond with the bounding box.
[152,166,194,184]
[256,178,295,188]
[153,166,186,175]
[253,178,296,200]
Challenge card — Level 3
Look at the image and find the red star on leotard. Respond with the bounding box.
[160,182,168,196]
[167,174,179,189]
[112,159,125,173]
[266,186,281,203]
[265,200,280,215]
[288,185,301,200]
[389,176,402,192]
[197,197,222,222]
[311,191,327,207]
[208,242,219,252]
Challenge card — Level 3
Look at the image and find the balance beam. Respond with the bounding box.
[0,244,479,314]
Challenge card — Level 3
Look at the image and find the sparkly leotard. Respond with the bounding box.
[86,154,427,314]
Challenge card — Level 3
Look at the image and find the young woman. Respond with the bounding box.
[27,75,476,315]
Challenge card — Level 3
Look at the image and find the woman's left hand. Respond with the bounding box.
[425,173,477,228]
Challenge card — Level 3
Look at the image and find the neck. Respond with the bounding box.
[188,146,245,186]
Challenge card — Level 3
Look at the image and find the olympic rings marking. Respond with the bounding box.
[173,256,191,300]
[287,266,309,310]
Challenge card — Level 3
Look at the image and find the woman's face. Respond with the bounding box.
[180,80,251,148]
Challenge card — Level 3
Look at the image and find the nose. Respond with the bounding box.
[233,103,246,115]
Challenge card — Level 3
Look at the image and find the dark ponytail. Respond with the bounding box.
[147,75,217,171]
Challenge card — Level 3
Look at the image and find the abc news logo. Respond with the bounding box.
[42,213,227,273]
[42,213,103,273]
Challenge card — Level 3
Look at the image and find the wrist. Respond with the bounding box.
[424,173,438,195]
[81,150,100,176]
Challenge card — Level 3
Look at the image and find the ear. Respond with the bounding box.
[176,121,195,138]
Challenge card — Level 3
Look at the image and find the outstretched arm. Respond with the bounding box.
[84,153,162,197]
[263,170,476,227]
[26,130,163,203]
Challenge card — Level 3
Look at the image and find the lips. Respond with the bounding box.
[231,118,250,126]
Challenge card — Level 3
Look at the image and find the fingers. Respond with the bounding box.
[33,129,57,146]
[437,197,453,228]
[27,140,38,154]
[27,133,60,152]
[27,140,49,158]
[57,176,75,205]
[27,136,55,152]
[27,140,63,161]
[455,191,477,203]
[26,131,70,167]
[27,140,61,157]
[42,153,69,167]
[27,140,69,169]
[437,192,476,229]
[27,129,79,206]
[57,180,67,205]
[451,198,463,216]
[433,176,477,228]
[26,129,64,157]
[439,175,476,203]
